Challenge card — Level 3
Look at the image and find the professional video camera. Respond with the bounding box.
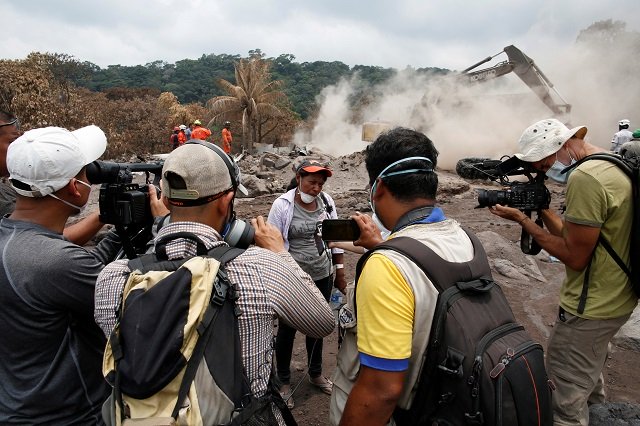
[87,160,164,258]
[469,156,551,255]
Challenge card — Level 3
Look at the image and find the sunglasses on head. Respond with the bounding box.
[0,117,20,132]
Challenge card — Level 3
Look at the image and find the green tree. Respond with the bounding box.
[206,58,286,153]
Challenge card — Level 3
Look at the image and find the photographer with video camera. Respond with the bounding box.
[95,142,335,425]
[487,118,637,426]
[0,125,128,424]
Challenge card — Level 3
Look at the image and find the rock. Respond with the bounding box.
[492,258,531,282]
[476,231,546,283]
[589,402,640,425]
[613,305,640,352]
[262,157,276,169]
[274,158,291,170]
[255,171,275,179]
[437,175,471,196]
[240,175,271,197]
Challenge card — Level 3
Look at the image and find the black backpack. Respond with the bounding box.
[103,233,296,426]
[355,228,553,426]
[564,153,640,313]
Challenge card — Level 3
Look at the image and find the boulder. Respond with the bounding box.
[589,402,640,425]
[240,175,271,197]
[613,305,640,352]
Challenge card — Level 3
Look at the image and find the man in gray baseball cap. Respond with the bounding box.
[95,141,334,424]
[487,118,637,425]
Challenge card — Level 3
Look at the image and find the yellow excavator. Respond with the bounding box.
[461,44,571,117]
[362,45,571,142]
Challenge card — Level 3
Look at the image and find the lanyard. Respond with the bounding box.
[392,206,446,233]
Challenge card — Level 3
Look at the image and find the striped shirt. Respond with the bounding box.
[95,221,335,412]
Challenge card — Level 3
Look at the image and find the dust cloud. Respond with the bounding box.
[294,23,640,171]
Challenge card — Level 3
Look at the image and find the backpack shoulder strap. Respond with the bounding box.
[569,154,640,312]
[319,191,334,215]
[170,244,245,420]
[355,227,492,292]
[566,152,635,179]
[206,245,245,266]
[127,253,188,274]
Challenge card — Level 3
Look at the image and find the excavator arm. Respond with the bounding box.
[461,45,571,116]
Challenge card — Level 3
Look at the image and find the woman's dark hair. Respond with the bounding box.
[286,177,297,191]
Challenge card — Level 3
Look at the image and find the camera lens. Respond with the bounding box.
[476,189,510,208]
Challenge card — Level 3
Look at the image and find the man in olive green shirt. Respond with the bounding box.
[488,118,637,426]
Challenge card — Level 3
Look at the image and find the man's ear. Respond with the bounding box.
[67,178,83,198]
[214,191,235,215]
[372,178,386,201]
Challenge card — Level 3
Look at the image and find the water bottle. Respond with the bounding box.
[329,288,344,311]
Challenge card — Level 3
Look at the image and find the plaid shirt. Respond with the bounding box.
[95,221,335,405]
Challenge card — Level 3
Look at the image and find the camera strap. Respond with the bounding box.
[392,205,444,233]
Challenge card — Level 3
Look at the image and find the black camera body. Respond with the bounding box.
[477,182,550,211]
[473,155,550,212]
[472,155,551,255]
[98,182,151,226]
[87,160,164,227]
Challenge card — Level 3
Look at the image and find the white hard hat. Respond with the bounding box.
[619,119,630,126]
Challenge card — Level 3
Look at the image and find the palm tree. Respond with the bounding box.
[206,58,286,153]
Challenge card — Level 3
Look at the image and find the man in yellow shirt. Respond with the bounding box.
[488,118,637,426]
[330,128,475,425]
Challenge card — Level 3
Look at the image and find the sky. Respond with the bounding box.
[1,0,638,71]
[2,0,640,164]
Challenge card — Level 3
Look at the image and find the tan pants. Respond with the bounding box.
[546,309,630,426]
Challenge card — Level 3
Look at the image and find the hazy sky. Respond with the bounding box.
[2,0,638,70]
[2,0,639,163]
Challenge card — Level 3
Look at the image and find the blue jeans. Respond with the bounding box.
[276,275,332,383]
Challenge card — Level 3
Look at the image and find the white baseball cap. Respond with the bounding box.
[8,125,107,197]
[514,119,587,162]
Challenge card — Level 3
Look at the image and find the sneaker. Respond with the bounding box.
[279,384,295,409]
[309,376,333,395]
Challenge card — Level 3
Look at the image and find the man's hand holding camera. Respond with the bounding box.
[251,215,286,253]
[147,184,169,218]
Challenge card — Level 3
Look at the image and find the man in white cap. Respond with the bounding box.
[0,126,132,424]
[0,111,109,245]
[95,141,335,425]
[488,118,637,426]
[611,118,632,154]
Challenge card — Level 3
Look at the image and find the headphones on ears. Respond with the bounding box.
[185,140,242,193]
[183,140,254,249]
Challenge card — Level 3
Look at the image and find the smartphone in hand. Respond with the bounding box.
[321,219,361,241]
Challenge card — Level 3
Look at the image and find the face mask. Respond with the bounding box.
[545,150,576,184]
[371,213,390,237]
[48,179,92,213]
[299,188,316,204]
